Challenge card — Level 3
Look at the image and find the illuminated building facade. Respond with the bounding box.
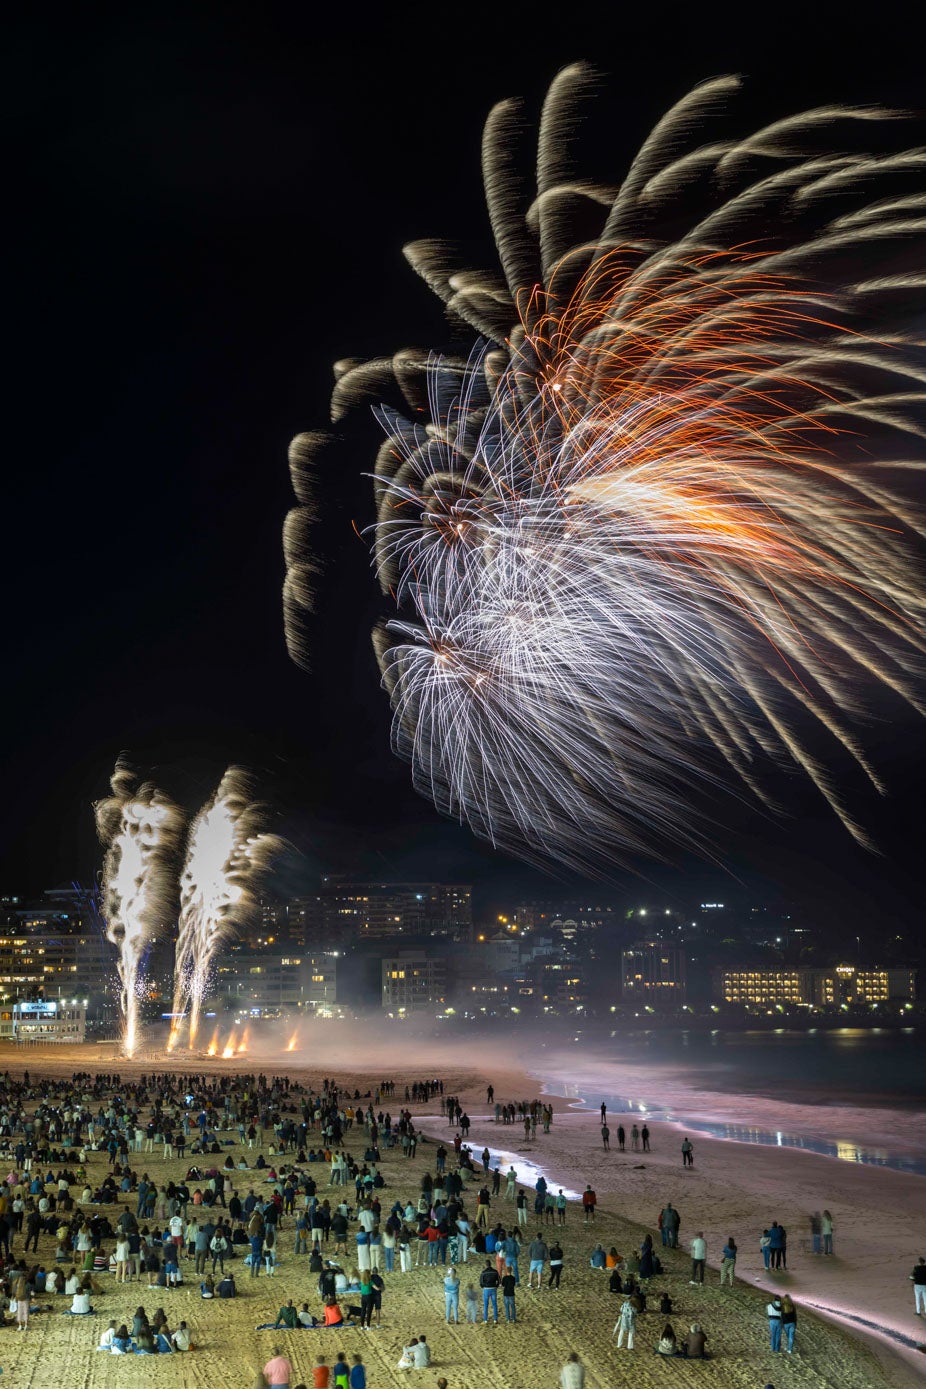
[621,941,687,1006]
[381,951,447,1013]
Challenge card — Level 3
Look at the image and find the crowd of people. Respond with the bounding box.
[0,1061,886,1389]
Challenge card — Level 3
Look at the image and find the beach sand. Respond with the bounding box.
[0,1043,922,1389]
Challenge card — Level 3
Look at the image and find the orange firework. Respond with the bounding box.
[284,67,926,871]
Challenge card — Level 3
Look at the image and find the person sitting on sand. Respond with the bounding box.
[217,1272,237,1298]
[682,1322,709,1358]
[111,1324,134,1354]
[396,1338,418,1371]
[97,1319,117,1350]
[655,1322,680,1356]
[200,1274,215,1298]
[172,1320,191,1351]
[589,1243,606,1269]
[68,1287,93,1314]
[323,1295,346,1327]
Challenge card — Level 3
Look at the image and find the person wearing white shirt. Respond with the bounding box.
[70,1290,92,1314]
[172,1321,191,1351]
[358,1206,376,1233]
[98,1320,117,1349]
[689,1233,707,1285]
[559,1353,585,1389]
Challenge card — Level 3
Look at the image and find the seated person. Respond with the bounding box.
[589,1243,606,1269]
[111,1325,134,1354]
[273,1299,298,1329]
[605,1247,621,1270]
[64,1269,81,1295]
[98,1319,118,1350]
[200,1275,216,1299]
[659,1292,674,1317]
[172,1320,192,1351]
[135,1326,158,1354]
[217,1272,237,1298]
[154,1329,174,1353]
[655,1322,680,1356]
[323,1295,346,1327]
[297,1302,317,1328]
[69,1288,93,1314]
[682,1323,709,1359]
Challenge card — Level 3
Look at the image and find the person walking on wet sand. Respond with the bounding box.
[910,1256,926,1315]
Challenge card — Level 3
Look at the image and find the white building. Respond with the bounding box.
[0,999,87,1042]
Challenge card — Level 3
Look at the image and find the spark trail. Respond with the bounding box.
[169,767,282,1050]
[95,760,185,1057]
[284,67,926,871]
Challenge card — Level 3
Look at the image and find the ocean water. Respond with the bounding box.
[530,1027,926,1177]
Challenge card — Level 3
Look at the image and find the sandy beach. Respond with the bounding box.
[0,1041,922,1389]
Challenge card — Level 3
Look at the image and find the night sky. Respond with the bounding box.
[5,7,924,932]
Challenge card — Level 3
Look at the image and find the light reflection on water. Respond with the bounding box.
[544,1084,926,1176]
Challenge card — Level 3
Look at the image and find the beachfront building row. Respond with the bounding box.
[715,963,916,1008]
[0,999,87,1043]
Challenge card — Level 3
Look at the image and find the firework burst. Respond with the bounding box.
[169,767,282,1049]
[95,759,185,1056]
[284,67,926,870]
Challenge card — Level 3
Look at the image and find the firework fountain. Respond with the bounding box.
[168,767,282,1052]
[284,67,926,872]
[95,760,185,1057]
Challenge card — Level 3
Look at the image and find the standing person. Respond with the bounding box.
[809,1210,822,1255]
[617,1125,625,1152]
[720,1236,737,1286]
[528,1231,548,1289]
[780,1294,797,1353]
[548,1240,564,1288]
[689,1232,706,1285]
[559,1352,584,1389]
[14,1272,30,1331]
[681,1137,693,1167]
[263,1347,293,1389]
[601,1125,610,1151]
[465,1283,479,1323]
[480,1259,499,1323]
[600,1102,607,1124]
[768,1221,784,1269]
[911,1256,926,1315]
[767,1296,783,1352]
[759,1229,771,1270]
[821,1210,834,1256]
[641,1124,650,1152]
[443,1267,460,1323]
[501,1267,517,1322]
[349,1356,366,1389]
[582,1185,597,1224]
[516,1188,528,1229]
[613,1296,635,1349]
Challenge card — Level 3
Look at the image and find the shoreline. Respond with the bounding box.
[1,1043,923,1389]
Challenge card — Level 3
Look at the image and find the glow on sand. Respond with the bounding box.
[168,768,282,1051]
[95,760,185,1058]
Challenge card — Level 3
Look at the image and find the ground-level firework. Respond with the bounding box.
[94,759,184,1057]
[168,767,282,1051]
[283,66,926,873]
